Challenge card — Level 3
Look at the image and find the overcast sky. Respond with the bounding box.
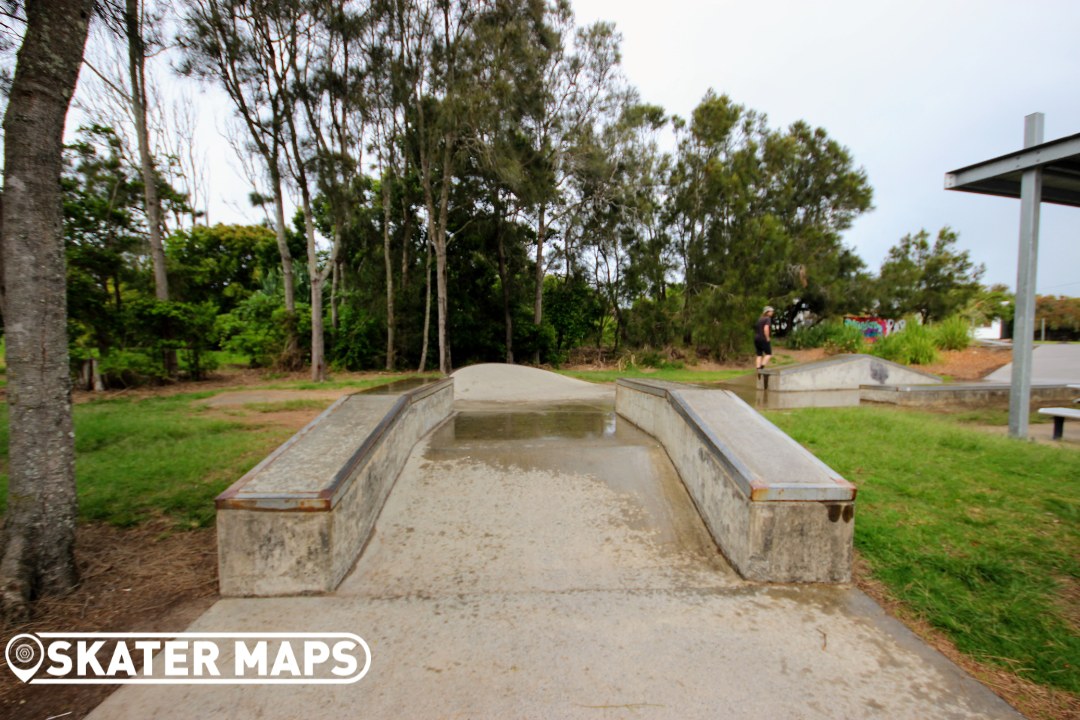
[188,0,1079,296]
[568,0,1080,295]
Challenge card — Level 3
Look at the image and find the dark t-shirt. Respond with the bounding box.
[754,315,771,341]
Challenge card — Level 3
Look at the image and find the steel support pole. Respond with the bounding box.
[1008,113,1044,439]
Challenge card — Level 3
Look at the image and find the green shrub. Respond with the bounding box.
[933,315,972,351]
[871,318,939,365]
[789,320,866,354]
[824,322,868,355]
[217,292,311,367]
[98,349,169,385]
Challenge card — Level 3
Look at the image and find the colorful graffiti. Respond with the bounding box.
[844,316,906,342]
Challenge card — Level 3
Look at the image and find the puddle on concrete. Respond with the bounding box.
[427,404,732,574]
[449,407,617,441]
[702,375,862,410]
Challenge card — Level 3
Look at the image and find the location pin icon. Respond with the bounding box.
[5,633,44,683]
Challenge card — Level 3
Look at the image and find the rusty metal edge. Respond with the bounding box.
[216,377,454,512]
[618,377,856,503]
[215,394,354,507]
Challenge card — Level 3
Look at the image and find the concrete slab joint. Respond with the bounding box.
[615,378,854,583]
[215,378,454,597]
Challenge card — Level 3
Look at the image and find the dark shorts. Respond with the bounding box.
[754,338,772,356]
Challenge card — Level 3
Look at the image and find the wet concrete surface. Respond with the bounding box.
[703,376,863,410]
[90,389,1024,719]
[357,376,440,395]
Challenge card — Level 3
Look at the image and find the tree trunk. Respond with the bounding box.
[533,202,546,364]
[418,238,432,372]
[496,212,513,364]
[330,258,340,331]
[271,171,300,369]
[382,177,395,370]
[0,0,93,623]
[301,194,325,383]
[126,0,167,302]
[126,0,176,376]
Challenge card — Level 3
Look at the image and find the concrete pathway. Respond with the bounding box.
[985,343,1080,384]
[90,368,1022,719]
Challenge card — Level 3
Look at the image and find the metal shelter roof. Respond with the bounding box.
[944,112,1077,440]
[945,131,1080,207]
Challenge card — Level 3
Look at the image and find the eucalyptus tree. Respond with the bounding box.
[405,0,481,374]
[521,9,623,362]
[0,0,94,623]
[668,92,789,355]
[573,100,667,350]
[178,0,302,367]
[667,91,873,356]
[761,120,872,328]
[123,0,169,303]
[875,228,984,322]
[457,0,554,363]
[283,1,367,381]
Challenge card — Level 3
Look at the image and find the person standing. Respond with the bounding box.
[754,306,775,371]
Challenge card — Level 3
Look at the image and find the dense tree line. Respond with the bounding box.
[57,0,906,383]
[10,0,1000,389]
[0,0,1035,621]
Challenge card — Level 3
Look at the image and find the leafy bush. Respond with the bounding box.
[217,292,311,368]
[628,348,685,370]
[932,315,972,351]
[823,322,868,355]
[328,301,381,370]
[788,320,866,354]
[98,349,169,386]
[871,318,939,365]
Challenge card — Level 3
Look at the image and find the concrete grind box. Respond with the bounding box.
[616,379,854,583]
[216,379,454,596]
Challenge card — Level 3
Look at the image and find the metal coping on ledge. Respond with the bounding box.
[215,377,453,512]
[616,378,855,503]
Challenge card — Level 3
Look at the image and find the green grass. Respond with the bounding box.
[0,373,431,528]
[557,367,751,384]
[765,406,1080,692]
[0,392,297,528]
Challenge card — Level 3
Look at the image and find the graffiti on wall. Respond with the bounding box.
[844,316,906,342]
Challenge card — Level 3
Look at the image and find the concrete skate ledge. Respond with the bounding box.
[216,378,454,596]
[616,378,854,582]
[861,381,1074,408]
[759,354,941,392]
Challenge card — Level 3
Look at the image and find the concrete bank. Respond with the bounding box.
[215,378,453,596]
[89,366,1022,719]
[616,378,854,582]
[758,354,941,392]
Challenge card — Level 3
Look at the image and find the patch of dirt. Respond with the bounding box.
[852,554,1080,720]
[921,345,1014,380]
[0,398,330,720]
[0,522,219,720]
[201,388,350,408]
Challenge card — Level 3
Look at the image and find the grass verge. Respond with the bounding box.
[0,392,299,528]
[765,406,1080,696]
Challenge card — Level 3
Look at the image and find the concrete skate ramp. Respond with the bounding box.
[90,365,1023,720]
[760,354,941,392]
[453,362,612,403]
